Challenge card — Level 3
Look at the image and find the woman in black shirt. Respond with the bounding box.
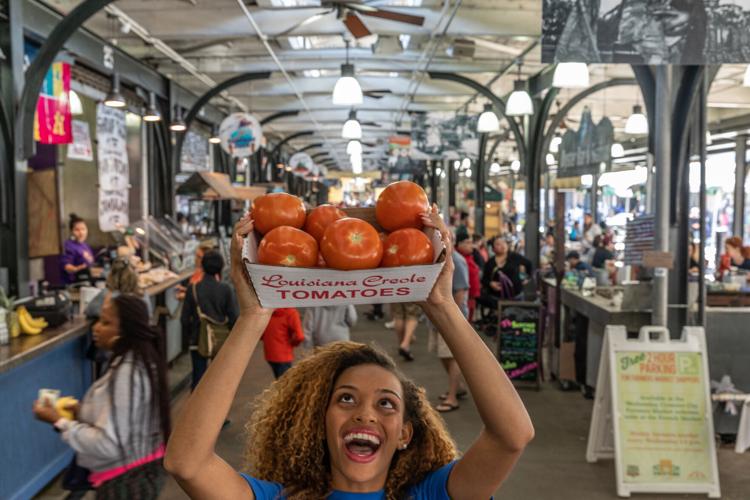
[482,236,533,298]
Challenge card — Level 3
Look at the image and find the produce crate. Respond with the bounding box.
[242,208,446,308]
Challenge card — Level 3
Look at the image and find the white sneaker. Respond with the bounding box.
[385,320,395,329]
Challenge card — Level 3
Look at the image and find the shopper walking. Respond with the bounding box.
[33,295,170,499]
[261,307,305,379]
[482,236,533,299]
[181,250,239,390]
[85,257,151,320]
[392,302,420,361]
[456,233,481,322]
[165,209,534,499]
[430,249,470,413]
[303,305,357,347]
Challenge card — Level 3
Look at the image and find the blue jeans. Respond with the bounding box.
[191,349,208,391]
[268,361,292,379]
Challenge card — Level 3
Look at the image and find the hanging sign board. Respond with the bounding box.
[34,61,72,145]
[586,325,720,498]
[558,108,613,178]
[496,301,541,388]
[67,120,93,162]
[96,104,129,191]
[219,112,262,158]
[543,0,750,65]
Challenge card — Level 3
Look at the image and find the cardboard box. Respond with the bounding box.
[242,208,445,308]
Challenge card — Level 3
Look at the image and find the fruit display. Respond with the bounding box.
[17,305,48,335]
[258,226,318,268]
[375,180,430,232]
[251,192,306,234]
[320,218,384,270]
[381,229,434,267]
[250,181,437,271]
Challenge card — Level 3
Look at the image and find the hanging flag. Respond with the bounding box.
[34,61,72,144]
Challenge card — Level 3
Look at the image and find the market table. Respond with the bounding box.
[0,316,92,500]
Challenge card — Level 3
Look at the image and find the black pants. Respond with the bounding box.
[572,313,589,387]
[191,349,209,390]
[268,361,292,379]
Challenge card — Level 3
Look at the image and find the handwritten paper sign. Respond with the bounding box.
[67,120,93,162]
[98,189,129,232]
[497,302,541,387]
[96,104,129,191]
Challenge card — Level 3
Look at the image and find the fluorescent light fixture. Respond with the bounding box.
[351,154,363,174]
[550,135,562,153]
[552,63,589,89]
[143,91,161,122]
[288,36,308,50]
[69,90,83,115]
[341,110,362,139]
[388,72,399,78]
[477,103,500,133]
[506,80,533,116]
[104,73,126,108]
[332,63,363,106]
[611,142,625,158]
[170,106,187,132]
[346,140,362,155]
[303,69,321,78]
[625,105,648,135]
[510,159,521,172]
[580,174,593,187]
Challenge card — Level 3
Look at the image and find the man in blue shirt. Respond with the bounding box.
[566,250,593,275]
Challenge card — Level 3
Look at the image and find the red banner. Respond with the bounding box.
[34,62,72,144]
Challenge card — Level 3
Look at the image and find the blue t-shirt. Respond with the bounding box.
[241,460,456,499]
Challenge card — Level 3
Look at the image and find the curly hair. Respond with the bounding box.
[245,341,458,499]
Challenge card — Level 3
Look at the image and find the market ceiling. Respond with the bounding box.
[45,0,750,170]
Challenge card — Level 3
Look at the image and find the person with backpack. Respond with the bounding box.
[181,250,239,390]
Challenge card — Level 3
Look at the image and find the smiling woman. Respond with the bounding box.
[164,208,534,500]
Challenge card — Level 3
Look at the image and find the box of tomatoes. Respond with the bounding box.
[242,181,446,308]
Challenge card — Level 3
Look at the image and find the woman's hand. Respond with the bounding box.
[231,214,273,318]
[33,400,60,424]
[490,281,501,292]
[419,205,455,311]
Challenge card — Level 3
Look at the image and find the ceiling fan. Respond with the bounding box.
[278,1,425,39]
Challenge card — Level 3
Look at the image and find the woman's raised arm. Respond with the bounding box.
[420,208,534,500]
[164,215,273,499]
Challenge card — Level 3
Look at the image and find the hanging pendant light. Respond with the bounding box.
[332,42,363,106]
[477,103,500,133]
[347,140,362,156]
[550,135,562,153]
[342,110,362,139]
[611,142,625,158]
[625,105,648,135]
[68,90,83,115]
[209,125,221,144]
[143,91,161,122]
[506,64,533,117]
[104,73,126,108]
[552,63,590,89]
[351,153,363,174]
[170,106,187,132]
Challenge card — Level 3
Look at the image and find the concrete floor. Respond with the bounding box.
[37,313,750,499]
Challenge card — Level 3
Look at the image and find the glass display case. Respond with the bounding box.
[131,217,198,272]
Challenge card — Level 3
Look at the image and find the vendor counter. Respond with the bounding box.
[0,267,193,499]
[0,317,91,500]
[559,287,652,389]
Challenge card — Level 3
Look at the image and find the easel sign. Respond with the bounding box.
[496,301,541,390]
[587,325,721,498]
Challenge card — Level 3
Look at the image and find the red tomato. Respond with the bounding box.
[381,229,434,267]
[375,181,430,232]
[320,218,383,270]
[304,204,347,242]
[252,193,306,234]
[258,226,318,268]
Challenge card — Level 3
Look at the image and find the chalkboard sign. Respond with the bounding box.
[496,301,541,388]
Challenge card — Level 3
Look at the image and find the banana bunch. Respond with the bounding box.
[17,306,48,335]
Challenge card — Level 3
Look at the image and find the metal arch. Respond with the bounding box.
[427,71,527,168]
[173,71,271,170]
[531,87,560,175]
[297,143,324,153]
[539,78,638,164]
[631,66,656,155]
[269,131,314,159]
[16,0,118,160]
[260,110,300,125]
